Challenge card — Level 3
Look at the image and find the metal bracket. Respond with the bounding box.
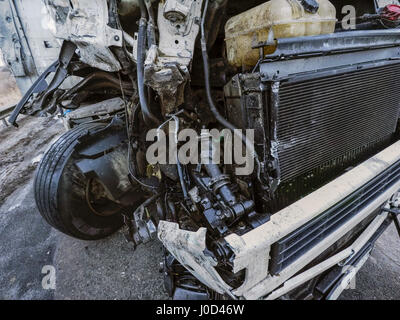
[8,61,58,127]
[8,40,77,127]
[263,29,400,61]
[124,195,159,249]
[382,192,400,238]
[383,207,400,237]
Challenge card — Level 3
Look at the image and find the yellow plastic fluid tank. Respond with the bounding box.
[225,0,337,68]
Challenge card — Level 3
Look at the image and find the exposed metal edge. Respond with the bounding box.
[225,140,400,297]
[157,223,234,297]
[265,212,388,300]
[326,249,371,300]
[243,182,400,300]
[260,47,400,82]
[0,105,15,120]
[264,29,400,59]
[158,141,400,300]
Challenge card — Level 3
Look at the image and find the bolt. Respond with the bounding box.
[114,35,120,42]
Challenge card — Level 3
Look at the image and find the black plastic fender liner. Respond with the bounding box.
[34,122,133,240]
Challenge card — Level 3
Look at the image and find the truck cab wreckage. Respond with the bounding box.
[2,0,400,300]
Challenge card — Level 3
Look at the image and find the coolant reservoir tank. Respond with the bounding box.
[225,0,337,68]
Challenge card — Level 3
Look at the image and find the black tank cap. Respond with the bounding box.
[301,0,320,14]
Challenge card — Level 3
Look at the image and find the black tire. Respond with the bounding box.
[34,122,126,240]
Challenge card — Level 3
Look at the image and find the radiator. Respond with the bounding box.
[273,63,400,183]
[224,59,400,211]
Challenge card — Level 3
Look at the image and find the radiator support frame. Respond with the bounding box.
[225,41,400,209]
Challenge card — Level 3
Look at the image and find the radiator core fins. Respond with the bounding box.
[276,64,400,183]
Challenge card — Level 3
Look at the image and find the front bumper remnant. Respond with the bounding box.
[158,223,235,298]
[158,141,400,299]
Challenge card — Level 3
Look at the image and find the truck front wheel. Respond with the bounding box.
[34,123,128,240]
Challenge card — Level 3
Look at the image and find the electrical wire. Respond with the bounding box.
[156,110,189,199]
[118,72,158,191]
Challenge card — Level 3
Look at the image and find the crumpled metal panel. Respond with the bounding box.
[158,221,234,296]
[43,0,123,72]
[158,141,400,299]
[143,0,204,115]
[0,0,35,77]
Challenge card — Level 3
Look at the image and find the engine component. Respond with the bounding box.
[124,195,158,248]
[163,0,193,22]
[63,97,126,129]
[381,4,400,27]
[225,37,400,209]
[194,131,256,233]
[193,174,255,234]
[224,0,337,67]
[137,1,161,127]
[144,0,204,115]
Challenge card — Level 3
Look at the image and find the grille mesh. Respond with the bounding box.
[269,157,400,275]
[275,63,400,182]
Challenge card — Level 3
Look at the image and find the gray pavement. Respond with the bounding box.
[0,177,168,300]
[340,223,400,300]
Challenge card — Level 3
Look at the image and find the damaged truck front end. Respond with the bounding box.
[2,0,400,300]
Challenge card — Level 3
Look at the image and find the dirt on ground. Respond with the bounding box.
[0,67,21,108]
[0,68,40,204]
[0,116,62,204]
[0,68,58,204]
